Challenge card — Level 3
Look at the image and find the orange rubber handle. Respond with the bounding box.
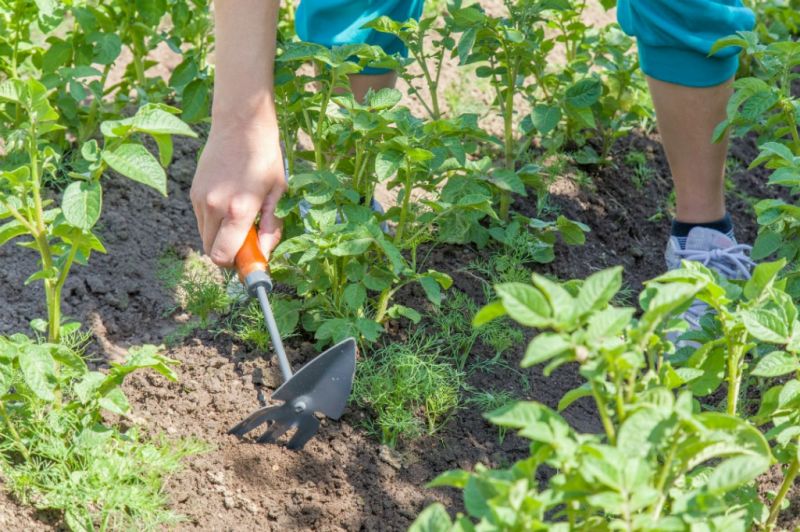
[235,226,268,281]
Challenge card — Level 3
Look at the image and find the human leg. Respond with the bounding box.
[618,0,755,246]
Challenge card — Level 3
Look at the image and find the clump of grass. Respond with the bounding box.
[158,250,231,327]
[353,334,462,447]
[465,387,516,442]
[431,289,524,370]
[624,150,654,190]
[0,334,209,530]
[226,295,302,351]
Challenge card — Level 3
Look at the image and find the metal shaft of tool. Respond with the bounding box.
[254,284,293,382]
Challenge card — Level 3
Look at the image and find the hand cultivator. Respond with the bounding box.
[228,227,357,449]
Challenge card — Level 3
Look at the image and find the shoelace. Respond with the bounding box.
[674,243,756,329]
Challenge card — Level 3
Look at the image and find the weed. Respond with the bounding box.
[624,150,654,190]
[226,295,302,351]
[465,387,515,441]
[352,334,462,447]
[158,250,230,327]
[0,335,208,528]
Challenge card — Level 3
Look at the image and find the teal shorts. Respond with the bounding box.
[617,0,755,87]
[295,0,425,74]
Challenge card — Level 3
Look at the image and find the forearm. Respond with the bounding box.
[211,0,279,127]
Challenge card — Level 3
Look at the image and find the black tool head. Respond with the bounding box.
[228,337,357,449]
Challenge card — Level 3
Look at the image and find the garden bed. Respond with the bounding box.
[2,124,797,530]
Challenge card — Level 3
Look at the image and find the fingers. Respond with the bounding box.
[258,184,286,256]
[208,196,261,267]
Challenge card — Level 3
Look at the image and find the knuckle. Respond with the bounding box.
[205,193,226,212]
[226,195,255,220]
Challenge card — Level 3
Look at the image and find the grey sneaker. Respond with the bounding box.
[665,227,755,331]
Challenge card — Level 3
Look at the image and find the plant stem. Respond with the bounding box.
[650,438,678,519]
[0,401,30,462]
[726,330,745,416]
[374,287,395,323]
[394,162,413,244]
[590,380,616,445]
[766,455,799,530]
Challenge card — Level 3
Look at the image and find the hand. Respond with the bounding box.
[190,120,287,268]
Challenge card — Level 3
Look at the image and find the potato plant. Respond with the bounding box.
[0,79,196,343]
[0,0,213,147]
[710,33,800,292]
[415,262,800,529]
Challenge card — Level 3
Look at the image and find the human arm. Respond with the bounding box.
[190,0,285,267]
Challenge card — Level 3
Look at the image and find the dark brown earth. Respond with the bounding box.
[2,123,797,530]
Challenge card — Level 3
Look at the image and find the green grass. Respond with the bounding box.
[225,294,302,351]
[624,150,655,190]
[158,250,231,327]
[431,289,524,371]
[352,333,463,447]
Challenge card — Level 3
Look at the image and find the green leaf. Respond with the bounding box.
[409,503,453,532]
[74,371,106,403]
[557,384,591,412]
[576,267,622,314]
[181,79,210,123]
[0,220,28,247]
[132,105,197,137]
[741,309,790,344]
[375,150,403,181]
[494,283,551,327]
[744,259,786,299]
[531,274,575,325]
[343,283,367,311]
[531,105,561,134]
[419,276,442,305]
[102,143,167,196]
[586,307,634,339]
[752,351,799,377]
[98,387,130,415]
[386,305,422,324]
[367,88,402,110]
[152,134,174,167]
[566,78,602,108]
[522,333,571,368]
[427,470,470,489]
[705,455,769,494]
[488,169,526,195]
[19,345,57,401]
[62,180,102,230]
[751,230,782,261]
[556,215,588,245]
[472,300,506,327]
[331,238,372,256]
[90,32,122,65]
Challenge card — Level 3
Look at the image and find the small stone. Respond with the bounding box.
[272,464,279,471]
[207,471,225,485]
[378,446,402,470]
[223,496,235,509]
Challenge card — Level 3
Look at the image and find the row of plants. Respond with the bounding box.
[268,0,649,349]
[412,9,800,531]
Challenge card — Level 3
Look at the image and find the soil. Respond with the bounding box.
[2,2,799,532]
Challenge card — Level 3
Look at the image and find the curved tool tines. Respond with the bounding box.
[228,402,322,450]
[228,404,290,438]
